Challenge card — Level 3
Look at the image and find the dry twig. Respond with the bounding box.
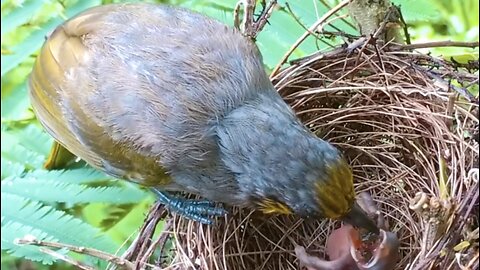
[15,237,134,269]
[270,0,350,77]
[234,0,278,39]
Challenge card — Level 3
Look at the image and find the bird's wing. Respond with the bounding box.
[28,5,170,185]
[28,6,108,168]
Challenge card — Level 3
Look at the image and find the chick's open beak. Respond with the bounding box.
[342,202,379,234]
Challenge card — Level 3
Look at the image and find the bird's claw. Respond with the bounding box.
[151,188,227,225]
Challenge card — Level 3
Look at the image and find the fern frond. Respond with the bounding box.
[1,193,118,263]
[26,167,111,184]
[1,219,57,264]
[1,0,102,76]
[1,157,25,179]
[0,82,32,123]
[1,0,46,36]
[10,124,52,156]
[1,138,45,169]
[2,177,148,204]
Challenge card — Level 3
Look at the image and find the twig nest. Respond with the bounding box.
[124,43,478,270]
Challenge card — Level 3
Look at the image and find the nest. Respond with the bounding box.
[119,41,479,270]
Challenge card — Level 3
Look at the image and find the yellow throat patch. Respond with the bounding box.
[257,198,293,215]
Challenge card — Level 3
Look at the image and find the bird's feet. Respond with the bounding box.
[151,188,227,225]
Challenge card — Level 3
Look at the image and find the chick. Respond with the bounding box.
[295,193,399,270]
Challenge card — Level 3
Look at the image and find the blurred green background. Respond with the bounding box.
[1,0,478,269]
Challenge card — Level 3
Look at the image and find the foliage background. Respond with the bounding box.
[1,0,478,268]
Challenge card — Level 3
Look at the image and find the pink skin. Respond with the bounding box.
[295,193,399,270]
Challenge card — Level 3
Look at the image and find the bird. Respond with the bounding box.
[295,225,399,270]
[295,192,399,270]
[28,2,378,232]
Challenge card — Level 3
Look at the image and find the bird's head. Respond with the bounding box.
[254,139,379,234]
[217,94,378,233]
[313,157,379,234]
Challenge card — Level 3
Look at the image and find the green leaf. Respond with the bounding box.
[1,0,102,76]
[1,0,47,36]
[1,19,55,77]
[1,137,45,169]
[0,125,52,171]
[1,193,117,263]
[1,219,57,264]
[0,82,32,122]
[2,177,147,204]
[10,124,52,156]
[1,157,25,179]
[392,0,440,22]
[26,167,111,184]
[83,199,155,244]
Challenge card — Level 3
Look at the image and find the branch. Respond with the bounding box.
[139,219,173,267]
[270,0,350,77]
[252,0,278,38]
[38,247,95,270]
[392,40,480,50]
[396,5,411,44]
[284,2,335,49]
[234,0,278,39]
[119,202,166,266]
[15,237,134,269]
[414,64,477,102]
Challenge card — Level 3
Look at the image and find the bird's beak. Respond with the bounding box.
[342,202,379,234]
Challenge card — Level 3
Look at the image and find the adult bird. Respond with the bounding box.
[29,3,378,232]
